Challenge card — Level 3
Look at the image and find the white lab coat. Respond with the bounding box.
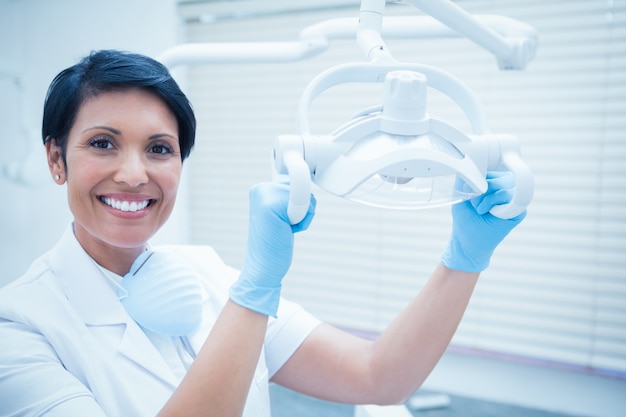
[0,225,320,417]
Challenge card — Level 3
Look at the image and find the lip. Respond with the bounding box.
[98,193,154,218]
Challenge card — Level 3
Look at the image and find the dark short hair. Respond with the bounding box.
[42,49,196,161]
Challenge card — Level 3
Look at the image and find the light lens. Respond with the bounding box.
[338,131,480,209]
[344,173,477,209]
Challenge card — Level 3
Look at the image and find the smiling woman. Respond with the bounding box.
[0,50,313,417]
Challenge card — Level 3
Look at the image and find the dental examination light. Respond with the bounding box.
[272,0,535,224]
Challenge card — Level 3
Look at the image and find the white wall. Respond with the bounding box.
[0,0,185,286]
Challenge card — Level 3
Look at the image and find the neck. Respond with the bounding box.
[73,224,146,276]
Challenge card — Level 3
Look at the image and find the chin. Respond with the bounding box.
[104,225,158,249]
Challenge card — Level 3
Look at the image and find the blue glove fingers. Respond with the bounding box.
[244,182,295,280]
[471,171,514,214]
[230,182,315,317]
[441,171,526,272]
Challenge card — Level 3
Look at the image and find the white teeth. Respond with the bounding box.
[102,197,149,212]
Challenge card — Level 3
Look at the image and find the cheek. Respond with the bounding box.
[158,163,182,201]
[65,158,103,197]
[64,171,102,221]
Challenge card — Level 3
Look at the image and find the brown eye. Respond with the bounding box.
[88,136,114,149]
[150,142,174,155]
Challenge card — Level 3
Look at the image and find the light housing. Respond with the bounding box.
[273,65,534,224]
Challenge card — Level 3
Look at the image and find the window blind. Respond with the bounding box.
[179,0,626,376]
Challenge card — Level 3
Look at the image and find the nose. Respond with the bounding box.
[113,151,149,187]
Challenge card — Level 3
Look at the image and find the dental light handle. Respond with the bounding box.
[285,152,311,225]
[488,136,534,219]
[274,140,312,225]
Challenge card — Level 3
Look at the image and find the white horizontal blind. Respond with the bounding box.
[179,0,626,375]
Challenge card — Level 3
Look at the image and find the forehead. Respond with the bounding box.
[73,88,178,132]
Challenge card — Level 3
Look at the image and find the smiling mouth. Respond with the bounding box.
[99,196,152,212]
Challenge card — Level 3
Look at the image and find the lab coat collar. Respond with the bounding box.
[50,224,179,387]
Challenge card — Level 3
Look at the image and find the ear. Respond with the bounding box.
[45,138,66,183]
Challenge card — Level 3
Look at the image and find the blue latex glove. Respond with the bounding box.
[441,171,527,272]
[229,182,316,317]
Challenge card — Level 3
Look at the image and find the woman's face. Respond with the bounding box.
[47,88,182,273]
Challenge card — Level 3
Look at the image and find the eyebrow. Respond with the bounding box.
[82,126,121,135]
[149,133,178,141]
[82,126,177,140]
